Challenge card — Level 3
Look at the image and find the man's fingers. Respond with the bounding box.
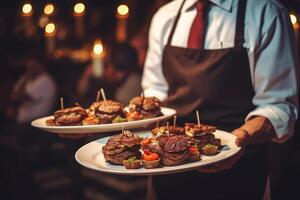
[232,129,250,147]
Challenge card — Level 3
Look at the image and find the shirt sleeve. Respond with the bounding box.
[141,10,169,101]
[246,5,299,143]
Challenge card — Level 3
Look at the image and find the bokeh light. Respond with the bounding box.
[44,3,55,15]
[117,4,129,16]
[22,3,32,14]
[45,23,56,34]
[74,3,85,14]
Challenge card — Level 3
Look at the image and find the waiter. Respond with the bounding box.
[142,0,298,199]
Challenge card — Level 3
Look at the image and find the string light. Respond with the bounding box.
[290,14,297,25]
[44,3,55,15]
[74,3,85,14]
[45,23,56,34]
[117,4,129,16]
[22,3,32,14]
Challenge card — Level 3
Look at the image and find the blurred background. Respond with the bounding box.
[0,0,299,200]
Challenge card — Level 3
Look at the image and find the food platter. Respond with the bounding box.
[75,130,241,176]
[31,107,176,134]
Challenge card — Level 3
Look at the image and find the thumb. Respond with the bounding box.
[232,129,250,147]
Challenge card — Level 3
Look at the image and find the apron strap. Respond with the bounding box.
[235,0,247,48]
[167,0,187,45]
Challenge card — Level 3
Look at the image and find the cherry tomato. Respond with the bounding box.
[189,146,198,154]
[143,152,159,161]
[141,138,150,146]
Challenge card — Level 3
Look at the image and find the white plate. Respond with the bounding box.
[75,130,241,176]
[31,107,176,134]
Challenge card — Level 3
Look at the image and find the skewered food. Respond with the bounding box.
[102,130,142,165]
[123,156,143,169]
[50,106,88,126]
[126,96,162,120]
[92,100,126,124]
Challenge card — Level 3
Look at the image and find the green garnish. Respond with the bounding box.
[126,156,137,162]
[113,115,127,123]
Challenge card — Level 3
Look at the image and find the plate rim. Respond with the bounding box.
[31,107,176,134]
[75,130,242,176]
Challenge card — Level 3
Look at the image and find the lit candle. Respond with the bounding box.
[73,3,85,39]
[44,23,56,57]
[290,14,299,46]
[116,4,129,42]
[91,40,105,78]
[44,3,55,16]
[21,3,34,37]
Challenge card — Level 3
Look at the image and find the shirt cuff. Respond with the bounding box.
[246,105,294,143]
[144,89,168,101]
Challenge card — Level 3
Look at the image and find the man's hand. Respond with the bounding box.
[198,116,275,173]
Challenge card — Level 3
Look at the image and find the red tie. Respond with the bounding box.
[187,1,209,49]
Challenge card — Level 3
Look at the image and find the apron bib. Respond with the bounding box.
[162,0,254,131]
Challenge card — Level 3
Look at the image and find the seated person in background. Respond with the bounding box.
[112,42,142,105]
[8,53,57,125]
[77,42,142,105]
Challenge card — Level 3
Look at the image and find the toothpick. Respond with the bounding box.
[166,122,170,135]
[141,91,145,107]
[100,88,107,102]
[96,90,101,102]
[196,110,200,126]
[122,126,125,135]
[60,97,64,110]
[173,115,177,128]
[156,119,160,128]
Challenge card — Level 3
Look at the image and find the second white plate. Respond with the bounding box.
[31,107,176,134]
[75,130,241,176]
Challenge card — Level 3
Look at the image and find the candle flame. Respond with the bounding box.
[290,14,297,25]
[22,3,32,14]
[74,3,85,14]
[45,23,56,34]
[93,40,104,55]
[117,4,129,16]
[44,3,54,15]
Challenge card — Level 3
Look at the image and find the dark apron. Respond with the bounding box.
[153,0,268,199]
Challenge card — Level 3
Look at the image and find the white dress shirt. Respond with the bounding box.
[142,0,299,143]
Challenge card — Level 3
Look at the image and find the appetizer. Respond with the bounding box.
[158,135,191,166]
[47,106,88,126]
[126,96,162,120]
[142,150,161,169]
[92,100,126,124]
[151,125,185,136]
[123,156,143,169]
[102,130,142,165]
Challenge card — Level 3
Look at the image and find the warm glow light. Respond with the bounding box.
[117,4,129,16]
[93,40,104,55]
[290,14,297,25]
[45,23,55,34]
[44,3,54,15]
[74,3,85,14]
[22,3,32,14]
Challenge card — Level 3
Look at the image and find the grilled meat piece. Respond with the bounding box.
[185,123,217,137]
[152,126,185,136]
[102,131,142,165]
[91,100,125,124]
[128,96,162,119]
[53,106,87,126]
[157,135,191,166]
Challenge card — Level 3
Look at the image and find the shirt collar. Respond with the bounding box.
[183,0,233,12]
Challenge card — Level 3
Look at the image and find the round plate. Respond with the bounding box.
[31,107,176,134]
[75,130,241,176]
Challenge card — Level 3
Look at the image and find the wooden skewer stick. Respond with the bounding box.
[166,122,170,135]
[173,115,177,128]
[100,88,107,102]
[196,110,200,126]
[122,126,125,135]
[60,97,64,110]
[156,119,160,128]
[96,90,101,102]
